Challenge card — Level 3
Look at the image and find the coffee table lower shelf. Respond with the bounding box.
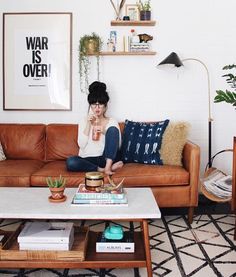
[0,230,147,270]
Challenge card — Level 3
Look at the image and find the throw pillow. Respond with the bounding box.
[121,119,169,165]
[0,142,6,161]
[160,121,190,166]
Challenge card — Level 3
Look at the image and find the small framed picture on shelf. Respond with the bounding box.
[126,4,139,21]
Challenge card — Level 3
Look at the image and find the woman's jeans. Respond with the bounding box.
[66,126,120,172]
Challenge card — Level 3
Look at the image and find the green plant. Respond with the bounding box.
[137,0,151,11]
[214,64,236,109]
[46,175,66,188]
[79,32,103,93]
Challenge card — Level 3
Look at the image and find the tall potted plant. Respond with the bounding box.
[137,0,151,21]
[214,64,236,109]
[79,32,103,93]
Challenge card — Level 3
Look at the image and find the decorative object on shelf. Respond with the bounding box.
[137,0,151,21]
[110,30,117,51]
[79,33,103,93]
[214,64,236,109]
[85,172,104,191]
[104,225,124,240]
[126,4,140,21]
[110,0,126,20]
[123,16,130,21]
[138,33,153,43]
[46,175,67,202]
[157,52,213,168]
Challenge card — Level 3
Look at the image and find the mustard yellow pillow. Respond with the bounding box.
[160,122,190,166]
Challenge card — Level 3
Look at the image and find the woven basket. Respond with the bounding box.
[201,149,233,202]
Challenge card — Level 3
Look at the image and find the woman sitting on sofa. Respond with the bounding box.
[66,81,123,175]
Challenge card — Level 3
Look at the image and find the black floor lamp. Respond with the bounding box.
[158,52,213,168]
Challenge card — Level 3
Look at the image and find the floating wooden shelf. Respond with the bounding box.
[111,20,156,26]
[88,51,156,56]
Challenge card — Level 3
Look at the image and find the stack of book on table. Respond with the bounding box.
[17,221,74,250]
[71,183,128,206]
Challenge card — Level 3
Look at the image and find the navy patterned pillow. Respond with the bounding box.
[121,120,169,165]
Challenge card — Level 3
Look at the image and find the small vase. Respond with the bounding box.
[140,11,151,21]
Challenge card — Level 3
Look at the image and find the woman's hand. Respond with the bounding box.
[87,114,96,125]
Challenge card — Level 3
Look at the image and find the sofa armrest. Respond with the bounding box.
[182,140,200,205]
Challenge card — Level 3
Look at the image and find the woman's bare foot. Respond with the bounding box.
[99,167,114,175]
[105,169,115,175]
[111,161,124,171]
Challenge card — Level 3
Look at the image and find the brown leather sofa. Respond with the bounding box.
[0,123,200,223]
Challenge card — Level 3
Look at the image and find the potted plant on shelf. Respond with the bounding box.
[137,0,151,21]
[46,175,67,202]
[214,64,236,109]
[79,32,103,93]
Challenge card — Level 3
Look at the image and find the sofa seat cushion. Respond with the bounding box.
[31,161,84,187]
[112,163,189,187]
[0,160,44,187]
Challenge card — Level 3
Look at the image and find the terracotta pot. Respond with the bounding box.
[140,10,151,21]
[49,187,65,200]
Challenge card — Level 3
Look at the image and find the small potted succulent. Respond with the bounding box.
[46,175,67,202]
[137,0,151,21]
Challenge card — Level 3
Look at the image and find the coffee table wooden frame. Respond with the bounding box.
[0,187,161,277]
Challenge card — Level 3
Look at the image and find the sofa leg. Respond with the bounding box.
[188,207,194,224]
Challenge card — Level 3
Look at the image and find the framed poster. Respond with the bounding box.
[3,13,72,110]
[126,4,139,21]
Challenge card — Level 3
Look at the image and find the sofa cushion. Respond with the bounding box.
[31,161,84,187]
[160,121,190,166]
[109,163,189,187]
[121,120,169,164]
[0,124,45,160]
[0,160,44,187]
[0,142,6,161]
[45,124,79,161]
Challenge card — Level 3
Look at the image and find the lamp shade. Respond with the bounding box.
[158,52,183,67]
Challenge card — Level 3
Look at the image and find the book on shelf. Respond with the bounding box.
[96,231,134,253]
[19,240,74,251]
[74,183,126,200]
[17,221,74,244]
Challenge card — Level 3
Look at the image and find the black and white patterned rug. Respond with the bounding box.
[1,214,236,277]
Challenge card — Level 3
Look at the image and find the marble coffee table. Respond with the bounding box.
[0,187,161,277]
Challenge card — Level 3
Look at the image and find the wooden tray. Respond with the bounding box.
[0,225,89,261]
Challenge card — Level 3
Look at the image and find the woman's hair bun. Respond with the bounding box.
[87,81,109,105]
[89,81,106,93]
